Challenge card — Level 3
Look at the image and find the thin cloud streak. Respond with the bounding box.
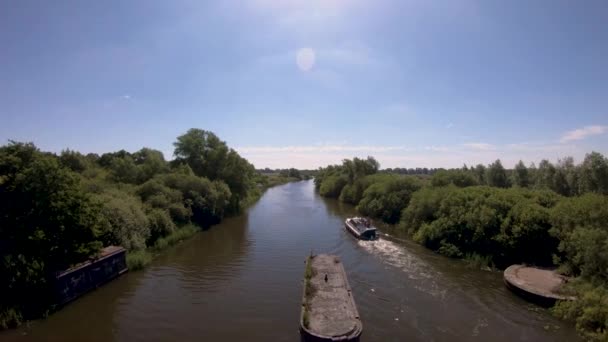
[237,142,596,169]
[560,125,608,143]
[237,145,411,153]
[462,142,496,151]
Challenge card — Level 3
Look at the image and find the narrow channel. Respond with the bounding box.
[5,180,579,341]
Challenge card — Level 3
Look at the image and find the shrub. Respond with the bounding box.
[319,174,348,198]
[0,143,103,317]
[549,194,608,280]
[553,280,608,342]
[0,307,22,330]
[431,170,478,187]
[168,203,192,224]
[357,176,422,223]
[153,225,199,251]
[126,250,152,271]
[146,209,176,245]
[400,186,453,234]
[405,186,559,267]
[95,190,150,251]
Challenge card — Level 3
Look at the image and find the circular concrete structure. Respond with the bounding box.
[504,265,575,306]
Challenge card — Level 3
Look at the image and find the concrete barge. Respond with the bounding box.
[300,254,362,342]
[53,246,128,306]
[504,264,575,307]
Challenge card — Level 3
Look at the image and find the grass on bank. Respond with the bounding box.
[126,224,200,270]
[0,307,23,330]
[463,253,495,271]
[302,255,317,329]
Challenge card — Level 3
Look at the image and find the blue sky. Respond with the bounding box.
[1,0,607,169]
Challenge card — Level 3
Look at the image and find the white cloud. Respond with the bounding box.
[121,94,131,100]
[560,125,608,143]
[463,142,496,151]
[446,123,454,129]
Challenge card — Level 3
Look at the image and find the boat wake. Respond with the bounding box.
[357,238,447,299]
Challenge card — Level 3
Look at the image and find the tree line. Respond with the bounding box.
[0,128,270,329]
[258,168,315,180]
[314,152,608,341]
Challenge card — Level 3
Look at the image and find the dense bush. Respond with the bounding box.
[549,194,608,279]
[431,170,478,187]
[403,186,560,267]
[357,176,422,224]
[94,190,151,251]
[339,174,392,204]
[161,173,231,226]
[553,280,608,342]
[400,186,455,235]
[0,142,103,321]
[146,208,177,245]
[319,174,348,198]
[173,129,256,211]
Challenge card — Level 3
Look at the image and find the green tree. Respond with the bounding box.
[556,157,580,196]
[173,129,229,180]
[579,152,608,195]
[473,164,486,184]
[319,174,348,198]
[535,159,556,190]
[357,176,421,223]
[133,148,168,183]
[431,170,477,187]
[0,142,103,316]
[59,149,90,173]
[108,155,139,184]
[173,129,255,210]
[486,159,509,188]
[94,190,150,251]
[512,160,530,187]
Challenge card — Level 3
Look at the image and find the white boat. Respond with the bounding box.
[344,217,378,240]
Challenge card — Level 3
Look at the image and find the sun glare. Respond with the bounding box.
[296,47,316,71]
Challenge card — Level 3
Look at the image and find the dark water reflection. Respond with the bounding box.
[4,180,579,341]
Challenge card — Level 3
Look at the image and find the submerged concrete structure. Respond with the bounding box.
[300,254,362,342]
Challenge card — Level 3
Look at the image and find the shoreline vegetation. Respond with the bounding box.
[315,154,608,341]
[126,173,303,272]
[0,129,301,330]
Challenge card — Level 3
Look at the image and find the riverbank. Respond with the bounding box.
[126,176,301,271]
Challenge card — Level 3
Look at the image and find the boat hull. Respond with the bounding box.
[344,219,377,241]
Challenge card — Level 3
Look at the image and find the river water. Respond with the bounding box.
[4,180,579,341]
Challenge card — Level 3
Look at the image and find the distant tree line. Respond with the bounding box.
[257,168,316,180]
[382,167,440,175]
[419,153,608,196]
[0,128,270,329]
[315,152,608,341]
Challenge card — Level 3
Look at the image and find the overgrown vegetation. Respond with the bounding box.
[0,129,285,329]
[302,255,317,329]
[315,152,608,340]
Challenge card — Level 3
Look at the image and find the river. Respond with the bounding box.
[4,180,579,341]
